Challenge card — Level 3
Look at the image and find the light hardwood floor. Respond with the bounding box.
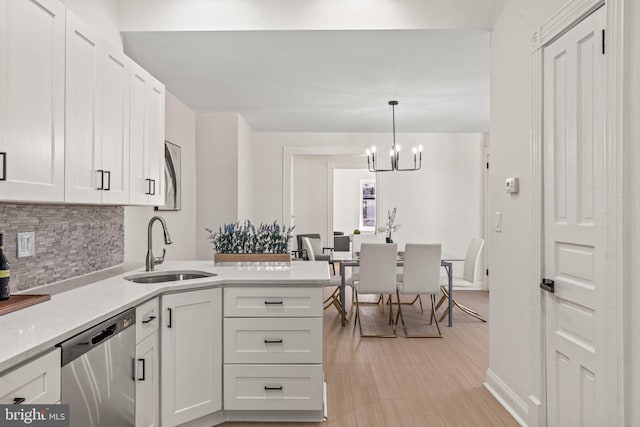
[224,290,518,427]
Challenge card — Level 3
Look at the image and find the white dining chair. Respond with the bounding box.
[396,243,443,337]
[350,233,385,305]
[352,243,398,337]
[303,237,345,316]
[435,238,486,322]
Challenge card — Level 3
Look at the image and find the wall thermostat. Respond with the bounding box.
[506,177,519,194]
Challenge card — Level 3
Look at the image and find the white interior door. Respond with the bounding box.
[542,6,605,427]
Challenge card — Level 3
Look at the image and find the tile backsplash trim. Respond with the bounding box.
[0,203,124,292]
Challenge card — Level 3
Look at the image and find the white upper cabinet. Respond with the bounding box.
[129,61,165,206]
[65,11,130,204]
[0,0,65,202]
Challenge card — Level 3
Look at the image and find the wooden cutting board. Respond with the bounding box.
[0,294,51,316]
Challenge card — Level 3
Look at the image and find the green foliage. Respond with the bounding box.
[353,229,361,234]
[206,220,295,254]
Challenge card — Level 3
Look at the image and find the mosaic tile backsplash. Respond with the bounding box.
[0,203,124,292]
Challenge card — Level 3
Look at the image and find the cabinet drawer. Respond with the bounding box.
[224,287,322,318]
[224,364,323,411]
[136,297,160,343]
[224,318,322,364]
[0,348,61,404]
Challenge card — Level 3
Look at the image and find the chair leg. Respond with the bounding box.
[397,292,442,338]
[354,290,396,338]
[436,286,487,323]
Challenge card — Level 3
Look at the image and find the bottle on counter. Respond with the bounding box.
[0,230,10,301]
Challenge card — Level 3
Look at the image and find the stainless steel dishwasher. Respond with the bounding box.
[59,308,136,427]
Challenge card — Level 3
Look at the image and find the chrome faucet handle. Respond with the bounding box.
[154,249,166,266]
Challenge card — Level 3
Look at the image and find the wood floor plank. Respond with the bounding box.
[220,290,518,427]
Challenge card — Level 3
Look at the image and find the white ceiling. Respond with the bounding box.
[123,29,489,133]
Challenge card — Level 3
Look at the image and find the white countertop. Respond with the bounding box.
[0,260,330,374]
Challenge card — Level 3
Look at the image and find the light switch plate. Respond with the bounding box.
[494,212,502,232]
[17,232,35,258]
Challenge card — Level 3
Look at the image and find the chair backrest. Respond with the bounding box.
[333,235,350,252]
[357,243,397,294]
[351,233,384,257]
[296,233,321,259]
[463,238,485,283]
[301,237,316,261]
[402,244,442,295]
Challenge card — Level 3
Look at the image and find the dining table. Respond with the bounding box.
[336,252,463,327]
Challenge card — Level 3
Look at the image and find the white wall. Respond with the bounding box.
[253,132,484,263]
[627,1,640,423]
[195,113,240,259]
[237,115,254,220]
[333,169,376,235]
[488,0,569,422]
[125,91,197,261]
[61,0,122,47]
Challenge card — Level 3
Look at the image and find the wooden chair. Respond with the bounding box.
[352,243,398,337]
[396,243,443,337]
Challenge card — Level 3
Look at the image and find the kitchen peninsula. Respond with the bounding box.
[0,260,329,426]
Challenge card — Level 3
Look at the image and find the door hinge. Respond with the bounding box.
[486,269,489,276]
[602,29,605,54]
[486,162,489,170]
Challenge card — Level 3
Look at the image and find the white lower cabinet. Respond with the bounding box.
[224,364,323,411]
[135,297,160,427]
[135,331,159,427]
[0,348,61,405]
[223,286,324,418]
[161,288,222,427]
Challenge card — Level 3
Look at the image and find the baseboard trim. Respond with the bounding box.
[484,368,529,426]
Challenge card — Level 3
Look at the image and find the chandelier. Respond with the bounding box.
[365,101,422,172]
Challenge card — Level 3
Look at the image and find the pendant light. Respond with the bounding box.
[365,101,422,172]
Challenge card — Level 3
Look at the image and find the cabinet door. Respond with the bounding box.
[146,78,165,207]
[100,44,130,204]
[64,11,102,203]
[136,331,159,427]
[0,0,65,202]
[161,288,222,426]
[129,61,151,205]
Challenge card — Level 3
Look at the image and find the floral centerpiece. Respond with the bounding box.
[206,220,295,264]
[378,207,401,243]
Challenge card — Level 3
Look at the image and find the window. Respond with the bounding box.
[359,180,376,231]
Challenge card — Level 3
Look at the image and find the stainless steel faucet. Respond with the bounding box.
[146,216,173,271]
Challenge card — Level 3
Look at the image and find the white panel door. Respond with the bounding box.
[100,44,130,204]
[161,288,222,426]
[0,0,65,202]
[543,7,605,427]
[65,11,102,203]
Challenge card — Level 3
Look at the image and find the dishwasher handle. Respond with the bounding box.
[91,324,117,345]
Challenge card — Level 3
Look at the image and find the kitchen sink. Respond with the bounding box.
[124,270,217,284]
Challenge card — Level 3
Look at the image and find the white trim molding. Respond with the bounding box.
[530,0,625,426]
[485,369,528,426]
